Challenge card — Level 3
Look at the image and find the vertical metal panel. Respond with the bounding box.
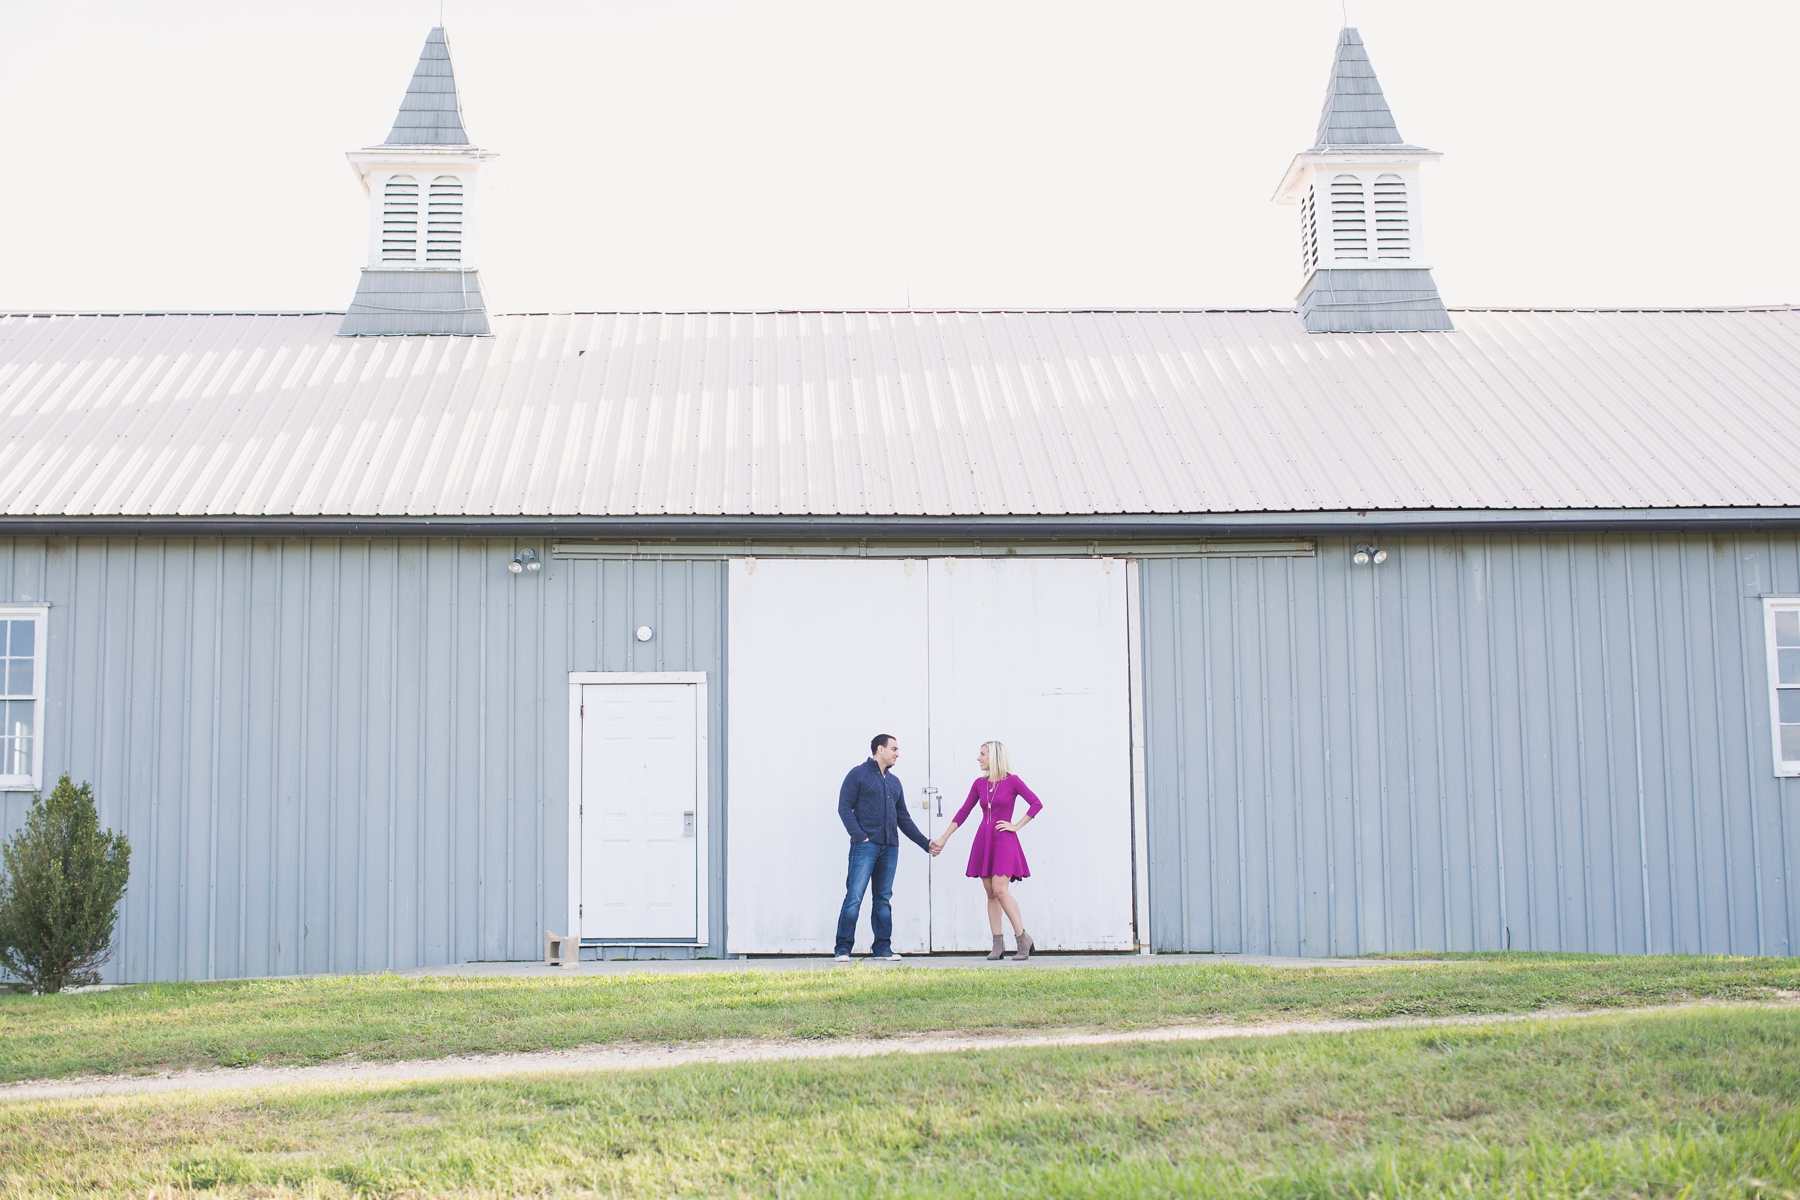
[1142,533,1800,956]
[0,537,725,982]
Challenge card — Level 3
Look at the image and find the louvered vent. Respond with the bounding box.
[1374,174,1410,258]
[1300,186,1320,275]
[426,175,464,262]
[1330,174,1367,260]
[381,175,419,262]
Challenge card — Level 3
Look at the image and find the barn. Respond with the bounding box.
[3,27,1797,980]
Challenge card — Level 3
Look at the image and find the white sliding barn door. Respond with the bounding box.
[579,680,701,940]
[925,558,1136,951]
[726,559,932,954]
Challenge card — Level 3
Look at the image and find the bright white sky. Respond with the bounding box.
[1,1,1794,313]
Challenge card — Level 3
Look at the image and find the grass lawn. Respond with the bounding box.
[0,953,1794,1083]
[2,1006,1795,1197]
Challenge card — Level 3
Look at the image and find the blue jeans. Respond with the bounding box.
[835,840,899,956]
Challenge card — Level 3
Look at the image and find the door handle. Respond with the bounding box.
[923,787,940,817]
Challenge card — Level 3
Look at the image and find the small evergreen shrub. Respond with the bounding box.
[0,774,131,993]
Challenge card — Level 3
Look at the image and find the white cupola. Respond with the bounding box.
[338,28,497,337]
[1274,28,1452,333]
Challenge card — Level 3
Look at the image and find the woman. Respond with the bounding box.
[928,740,1043,961]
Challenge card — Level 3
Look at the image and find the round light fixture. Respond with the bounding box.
[635,625,653,642]
[1353,549,1370,565]
[1372,549,1389,565]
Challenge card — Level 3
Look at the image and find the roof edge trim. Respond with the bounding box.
[11,509,1800,540]
[4,306,1795,320]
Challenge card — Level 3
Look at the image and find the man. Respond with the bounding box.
[834,733,931,962]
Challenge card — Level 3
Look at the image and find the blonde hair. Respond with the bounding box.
[982,740,1012,782]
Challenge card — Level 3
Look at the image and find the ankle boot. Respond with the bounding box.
[1013,931,1033,961]
[987,934,1006,960]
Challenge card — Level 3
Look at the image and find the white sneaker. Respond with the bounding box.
[834,954,852,962]
[877,952,904,961]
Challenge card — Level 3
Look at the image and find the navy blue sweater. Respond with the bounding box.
[838,759,931,850]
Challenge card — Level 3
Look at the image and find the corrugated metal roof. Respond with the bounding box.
[1313,27,1408,149]
[383,27,469,146]
[2,308,1798,519]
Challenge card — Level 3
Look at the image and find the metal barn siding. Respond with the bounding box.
[0,537,725,982]
[1140,533,1800,957]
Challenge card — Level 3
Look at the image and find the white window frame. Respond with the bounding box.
[0,606,49,792]
[1763,597,1800,777]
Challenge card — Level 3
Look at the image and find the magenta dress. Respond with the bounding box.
[953,775,1044,881]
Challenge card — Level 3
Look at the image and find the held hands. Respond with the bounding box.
[927,838,944,856]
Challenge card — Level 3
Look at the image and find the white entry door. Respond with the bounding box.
[579,680,702,940]
[926,558,1136,951]
[727,558,932,955]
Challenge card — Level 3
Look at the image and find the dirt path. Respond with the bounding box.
[1,1000,1786,1105]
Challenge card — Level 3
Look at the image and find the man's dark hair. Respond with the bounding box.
[871,734,896,754]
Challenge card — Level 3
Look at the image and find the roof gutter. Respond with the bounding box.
[8,509,1800,540]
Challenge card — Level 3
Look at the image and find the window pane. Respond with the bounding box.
[1781,691,1800,724]
[4,656,30,696]
[1783,724,1800,764]
[6,620,31,658]
[0,699,28,777]
[1779,610,1800,647]
[1780,649,1800,686]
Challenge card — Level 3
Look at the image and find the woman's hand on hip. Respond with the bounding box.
[995,819,1019,832]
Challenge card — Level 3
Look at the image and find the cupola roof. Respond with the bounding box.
[383,27,470,146]
[1312,27,1411,149]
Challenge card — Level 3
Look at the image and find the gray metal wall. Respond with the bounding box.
[0,538,726,982]
[1140,533,1800,957]
[9,531,1796,979]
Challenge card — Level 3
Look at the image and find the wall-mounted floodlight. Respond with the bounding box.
[508,548,542,574]
[1353,543,1389,566]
